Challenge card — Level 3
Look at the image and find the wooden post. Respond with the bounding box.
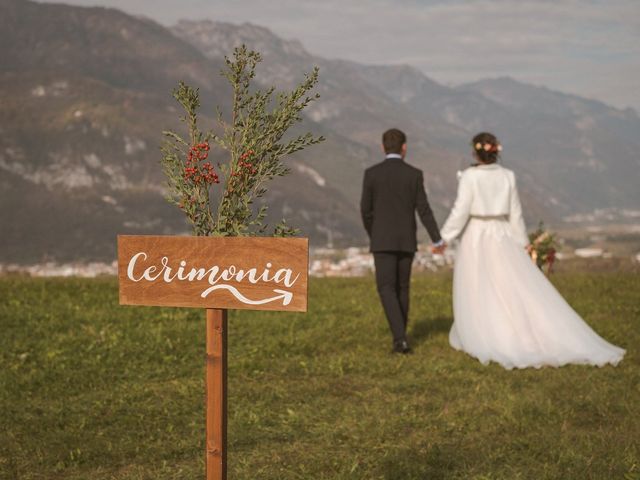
[117,236,308,478]
[206,308,227,480]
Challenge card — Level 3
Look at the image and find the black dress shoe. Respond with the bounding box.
[392,339,412,354]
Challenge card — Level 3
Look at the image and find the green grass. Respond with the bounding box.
[1,272,638,479]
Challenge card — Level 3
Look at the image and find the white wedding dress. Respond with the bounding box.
[440,164,625,369]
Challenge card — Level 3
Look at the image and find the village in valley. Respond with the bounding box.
[2,220,640,279]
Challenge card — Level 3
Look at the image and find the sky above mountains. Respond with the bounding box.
[36,0,640,112]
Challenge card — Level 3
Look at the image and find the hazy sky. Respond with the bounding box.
[38,0,640,111]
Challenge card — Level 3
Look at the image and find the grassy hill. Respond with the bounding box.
[1,273,638,479]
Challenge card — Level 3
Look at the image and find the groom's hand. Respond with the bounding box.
[431,242,446,255]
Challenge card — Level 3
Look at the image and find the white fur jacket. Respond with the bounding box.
[440,164,529,247]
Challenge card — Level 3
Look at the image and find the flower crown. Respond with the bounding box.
[474,142,502,153]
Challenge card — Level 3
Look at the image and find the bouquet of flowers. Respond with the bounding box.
[527,222,558,274]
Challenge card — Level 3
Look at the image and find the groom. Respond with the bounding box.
[360,129,444,354]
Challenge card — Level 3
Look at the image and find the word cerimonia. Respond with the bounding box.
[127,252,300,306]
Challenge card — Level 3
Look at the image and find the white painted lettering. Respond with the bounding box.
[127,252,147,282]
[125,253,299,305]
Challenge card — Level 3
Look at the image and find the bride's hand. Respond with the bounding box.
[431,243,447,255]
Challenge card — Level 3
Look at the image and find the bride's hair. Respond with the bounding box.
[472,132,501,164]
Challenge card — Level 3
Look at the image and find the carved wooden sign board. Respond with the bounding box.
[117,235,308,480]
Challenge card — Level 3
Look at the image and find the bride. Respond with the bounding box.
[440,132,625,369]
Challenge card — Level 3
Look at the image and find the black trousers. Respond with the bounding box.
[373,251,414,343]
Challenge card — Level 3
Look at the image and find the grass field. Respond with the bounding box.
[1,272,638,479]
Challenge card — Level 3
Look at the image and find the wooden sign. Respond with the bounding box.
[118,235,308,312]
[117,234,309,480]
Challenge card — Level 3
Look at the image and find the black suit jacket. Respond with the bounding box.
[360,157,441,252]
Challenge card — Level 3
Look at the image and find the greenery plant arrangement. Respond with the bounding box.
[160,45,324,237]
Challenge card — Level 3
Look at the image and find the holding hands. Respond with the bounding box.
[431,241,447,255]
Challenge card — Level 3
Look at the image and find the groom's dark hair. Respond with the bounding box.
[382,128,406,154]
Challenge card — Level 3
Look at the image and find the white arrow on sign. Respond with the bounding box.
[200,284,293,306]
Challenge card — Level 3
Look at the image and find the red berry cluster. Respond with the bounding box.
[231,149,258,177]
[188,142,210,161]
[184,142,219,185]
[225,149,259,197]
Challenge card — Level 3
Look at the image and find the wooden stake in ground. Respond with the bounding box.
[206,308,227,480]
[117,235,308,479]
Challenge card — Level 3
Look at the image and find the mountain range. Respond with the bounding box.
[1,0,639,263]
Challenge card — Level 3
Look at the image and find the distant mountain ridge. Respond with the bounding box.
[173,19,640,214]
[1,1,639,264]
